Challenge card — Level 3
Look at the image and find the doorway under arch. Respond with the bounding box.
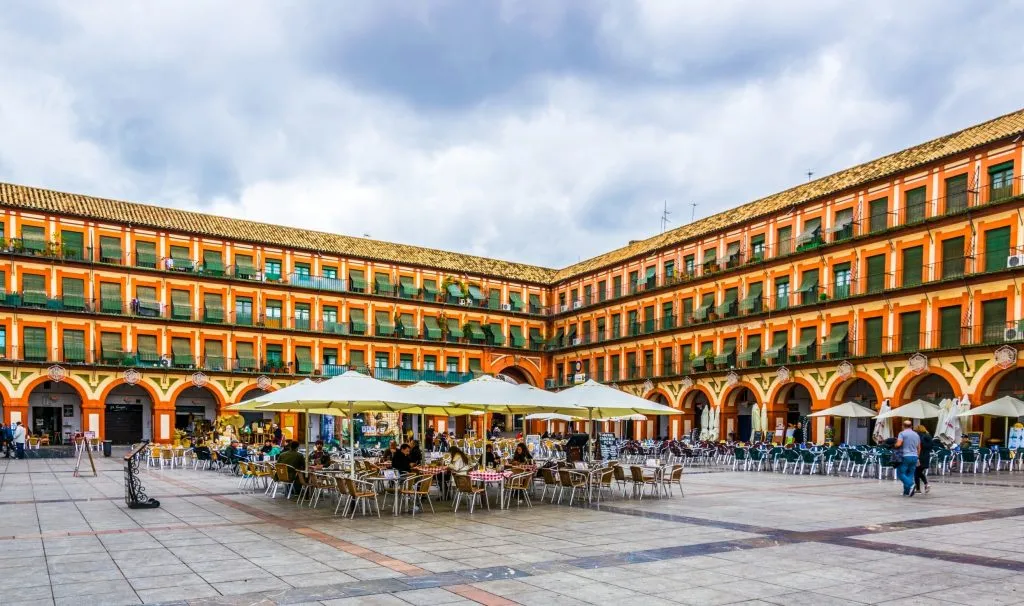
[776,383,812,425]
[648,393,670,439]
[729,387,757,441]
[912,374,956,404]
[104,384,154,444]
[683,390,712,441]
[27,381,82,444]
[175,386,219,433]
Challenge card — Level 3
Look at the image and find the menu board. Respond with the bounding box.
[525,434,542,455]
[967,431,983,448]
[598,432,618,460]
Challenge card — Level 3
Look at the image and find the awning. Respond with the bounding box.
[467,321,485,340]
[797,221,822,244]
[446,283,463,299]
[714,341,736,365]
[488,323,505,345]
[821,324,849,355]
[349,309,366,333]
[467,285,484,302]
[738,345,760,364]
[717,290,738,315]
[447,318,464,338]
[510,325,526,347]
[799,272,819,294]
[566,324,578,341]
[725,241,741,259]
[691,356,707,370]
[693,303,711,322]
[509,292,525,311]
[832,212,855,232]
[399,276,417,298]
[740,283,763,312]
[375,311,395,335]
[703,248,717,264]
[398,313,417,337]
[424,316,442,339]
[423,281,439,299]
[550,327,565,347]
[375,274,392,293]
[349,271,366,291]
[764,343,784,360]
[528,293,541,311]
[529,327,544,346]
[791,332,817,357]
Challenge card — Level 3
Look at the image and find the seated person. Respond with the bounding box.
[512,442,533,464]
[447,446,473,474]
[193,443,212,461]
[391,443,413,474]
[408,439,423,465]
[260,440,274,455]
[232,442,250,462]
[275,441,306,481]
[307,441,332,467]
[381,440,398,462]
[481,444,498,468]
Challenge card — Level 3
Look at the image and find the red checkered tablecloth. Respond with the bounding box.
[469,470,511,483]
[414,465,447,476]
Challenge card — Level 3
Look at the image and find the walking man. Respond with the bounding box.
[0,423,12,458]
[12,421,27,460]
[894,420,921,496]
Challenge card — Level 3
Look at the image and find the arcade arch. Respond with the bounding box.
[26,380,82,444]
[104,384,154,444]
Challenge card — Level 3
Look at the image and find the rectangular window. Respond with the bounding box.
[583,284,593,305]
[63,329,86,363]
[662,302,674,330]
[642,350,654,377]
[234,341,255,370]
[611,314,621,338]
[291,346,312,374]
[941,236,965,279]
[660,347,673,376]
[989,161,1015,202]
[100,282,123,314]
[202,250,224,276]
[294,302,311,330]
[596,317,606,342]
[323,305,339,331]
[204,340,225,371]
[664,261,675,279]
[682,298,693,324]
[628,270,640,294]
[100,331,124,364]
[349,350,366,370]
[100,236,123,263]
[266,344,284,369]
[799,269,819,305]
[900,311,921,352]
[680,344,692,374]
[832,263,851,299]
[612,276,622,298]
[904,186,927,224]
[235,296,253,325]
[866,254,886,293]
[21,225,46,253]
[61,277,85,310]
[869,197,888,233]
[234,254,255,279]
[626,352,638,379]
[610,354,620,381]
[984,226,1012,273]
[945,174,968,214]
[264,300,282,328]
[22,273,47,306]
[422,355,436,372]
[293,262,311,278]
[446,356,459,373]
[23,326,47,361]
[265,259,282,281]
[902,246,923,287]
[627,310,639,336]
[171,289,192,321]
[172,337,194,367]
[597,280,607,302]
[864,317,884,357]
[777,226,792,256]
[169,245,192,270]
[750,234,766,262]
[982,298,1008,343]
[322,266,338,280]
[203,293,223,323]
[399,353,413,370]
[323,348,339,367]
[135,240,157,268]
[833,208,855,242]
[775,276,790,309]
[939,305,962,349]
[642,305,655,333]
[60,230,84,260]
[702,247,717,273]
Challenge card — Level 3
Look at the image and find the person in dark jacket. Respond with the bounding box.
[914,425,933,494]
[425,426,435,451]
[792,422,805,445]
[408,439,423,466]
[391,444,412,474]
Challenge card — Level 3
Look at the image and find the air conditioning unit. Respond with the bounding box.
[571,338,581,346]
[160,356,172,368]
[572,300,582,310]
[500,303,512,311]
[573,373,587,384]
[1005,327,1021,341]
[1007,255,1024,269]
[459,298,471,306]
[559,304,569,313]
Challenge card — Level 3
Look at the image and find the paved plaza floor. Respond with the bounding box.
[2,452,1024,605]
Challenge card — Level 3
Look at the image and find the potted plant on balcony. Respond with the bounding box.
[819,292,829,302]
[702,347,715,367]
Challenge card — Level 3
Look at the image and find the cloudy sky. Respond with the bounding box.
[1,1,1022,269]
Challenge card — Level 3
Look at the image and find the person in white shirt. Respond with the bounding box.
[12,422,27,459]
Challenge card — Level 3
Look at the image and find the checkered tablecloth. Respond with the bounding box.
[509,464,538,472]
[414,465,447,476]
[469,470,511,483]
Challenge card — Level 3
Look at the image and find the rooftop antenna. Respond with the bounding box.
[690,201,697,222]
[660,201,671,232]
[806,170,814,182]
[363,233,371,238]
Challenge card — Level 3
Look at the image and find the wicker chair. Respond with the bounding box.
[452,473,489,513]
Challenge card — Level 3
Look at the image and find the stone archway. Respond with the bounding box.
[992,368,1024,399]
[497,366,533,386]
[175,386,220,434]
[682,388,712,440]
[648,393,670,439]
[911,374,956,404]
[727,386,758,441]
[27,380,82,444]
[104,384,154,444]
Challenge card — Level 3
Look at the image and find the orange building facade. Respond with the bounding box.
[2,109,1024,444]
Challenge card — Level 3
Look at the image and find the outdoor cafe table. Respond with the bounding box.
[363,474,404,517]
[469,470,512,509]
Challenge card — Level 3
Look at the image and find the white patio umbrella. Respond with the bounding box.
[957,395,1024,418]
[227,379,323,454]
[700,406,710,440]
[809,401,877,418]
[551,380,679,446]
[935,398,958,447]
[402,381,475,448]
[524,412,579,421]
[760,403,769,439]
[750,402,761,440]
[713,406,722,441]
[875,399,941,420]
[872,400,892,444]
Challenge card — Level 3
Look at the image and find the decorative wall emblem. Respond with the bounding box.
[776,366,791,384]
[123,368,141,385]
[994,345,1018,370]
[256,375,272,390]
[191,372,209,388]
[642,379,654,393]
[46,365,66,383]
[680,376,694,391]
[837,361,854,380]
[725,371,739,387]
[908,353,928,375]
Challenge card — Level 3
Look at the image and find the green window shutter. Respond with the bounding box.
[63,330,86,362]
[509,325,525,347]
[467,284,484,303]
[509,292,524,311]
[423,279,439,300]
[22,274,46,306]
[60,230,84,260]
[348,270,366,292]
[21,225,46,253]
[905,187,927,224]
[100,236,123,263]
[864,317,883,356]
[293,262,311,277]
[170,246,192,266]
[982,298,1008,343]
[487,289,500,309]
[375,311,394,336]
[100,283,123,313]
[234,254,255,278]
[488,323,505,346]
[136,335,158,365]
[349,350,365,369]
[203,293,224,322]
[738,334,761,366]
[295,346,313,374]
[136,285,156,303]
[202,250,224,275]
[945,175,968,214]
[821,323,849,357]
[866,254,886,293]
[61,277,85,309]
[399,276,418,299]
[468,358,482,375]
[266,344,283,364]
[528,293,541,312]
[902,246,923,287]
[777,226,793,255]
[374,273,393,295]
[399,313,417,338]
[984,226,1012,272]
[529,327,544,349]
[939,305,962,348]
[101,332,123,363]
[446,318,464,339]
[171,289,192,320]
[235,342,255,369]
[739,282,763,314]
[423,316,442,340]
[204,340,225,370]
[171,337,193,365]
[941,236,965,279]
[900,311,921,352]
[869,198,889,233]
[988,161,1015,201]
[467,321,486,342]
[23,327,47,360]
[134,240,157,268]
[799,269,819,304]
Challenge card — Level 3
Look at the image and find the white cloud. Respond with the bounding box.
[0,1,1022,269]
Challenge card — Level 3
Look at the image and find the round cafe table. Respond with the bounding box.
[468,470,512,509]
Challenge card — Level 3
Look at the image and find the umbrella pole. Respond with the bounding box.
[348,402,356,479]
[420,412,425,452]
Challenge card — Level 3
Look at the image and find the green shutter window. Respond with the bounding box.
[797,217,823,249]
[293,303,311,330]
[900,311,921,352]
[423,316,442,340]
[171,289,192,320]
[739,282,763,314]
[869,198,889,233]
[399,276,417,299]
[349,309,366,334]
[293,262,311,278]
[488,323,505,346]
[61,277,85,310]
[349,350,366,369]
[799,269,819,304]
[202,250,224,275]
[93,236,120,264]
[23,327,47,361]
[529,327,544,349]
[693,294,713,322]
[100,282,123,313]
[398,313,417,338]
[945,175,968,214]
[821,323,849,357]
[348,270,366,292]
[446,283,463,301]
[22,274,47,306]
[832,209,855,241]
[717,288,738,317]
[702,248,717,271]
[777,226,793,256]
[467,284,484,303]
[714,339,736,365]
[645,265,658,288]
[172,337,194,367]
[203,293,224,323]
[62,330,86,363]
[738,334,761,367]
[984,226,1012,272]
[60,230,84,260]
[204,340,225,371]
[235,342,256,370]
[101,332,124,363]
[295,346,313,374]
[136,334,159,365]
[904,187,927,224]
[135,240,157,268]
[487,289,501,310]
[170,245,193,271]
[941,236,965,279]
[375,311,394,336]
[509,292,525,312]
[266,344,284,367]
[21,225,46,253]
[322,266,338,280]
[264,260,282,282]
[422,279,439,301]
[234,254,255,279]
[374,273,393,296]
[861,317,882,357]
[901,246,923,287]
[528,293,541,313]
[509,325,526,347]
[989,161,1015,202]
[982,298,1008,343]
[791,328,817,358]
[939,305,962,349]
[466,321,486,342]
[832,262,851,299]
[468,358,483,375]
[447,318,465,339]
[866,254,886,293]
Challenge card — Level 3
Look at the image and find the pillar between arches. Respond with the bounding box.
[153,401,176,444]
[5,399,27,426]
[80,399,104,439]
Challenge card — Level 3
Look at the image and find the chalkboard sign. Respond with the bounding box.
[752,431,764,443]
[967,431,983,448]
[598,432,618,460]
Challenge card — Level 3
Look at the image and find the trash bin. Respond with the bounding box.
[103,440,113,457]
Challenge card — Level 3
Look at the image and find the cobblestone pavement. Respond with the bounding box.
[2,451,1024,605]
